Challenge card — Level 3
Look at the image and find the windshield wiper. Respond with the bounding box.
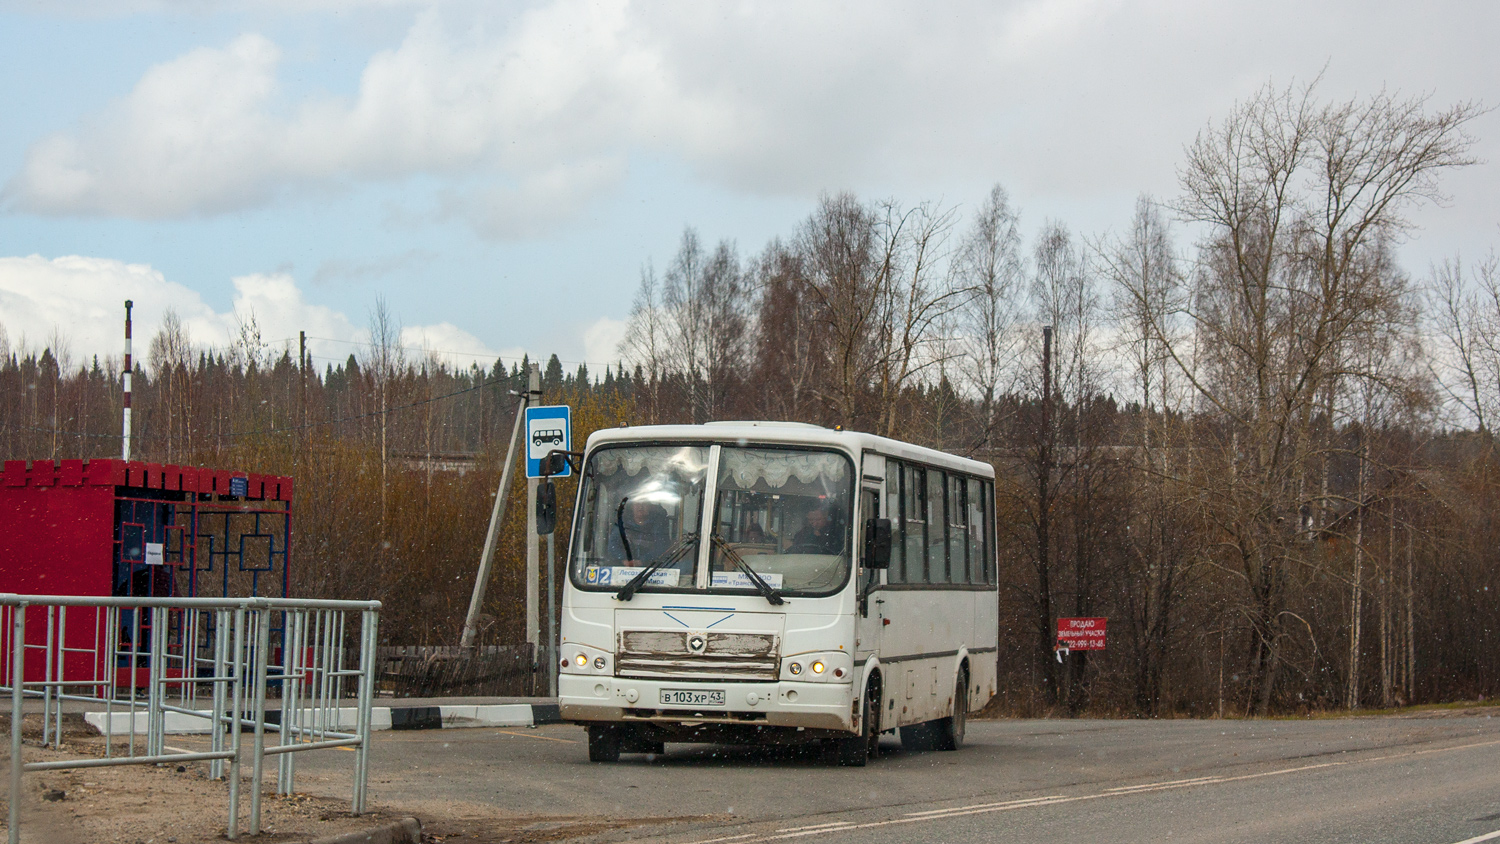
[614,533,699,602]
[710,534,785,606]
[614,498,635,563]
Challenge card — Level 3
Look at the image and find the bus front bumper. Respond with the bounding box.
[558,674,854,732]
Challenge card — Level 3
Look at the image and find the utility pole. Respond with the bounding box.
[460,380,531,650]
[299,330,307,460]
[122,300,133,461]
[1037,325,1055,704]
[547,502,558,697]
[524,363,542,688]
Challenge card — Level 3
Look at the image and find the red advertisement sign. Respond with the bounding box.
[1057,617,1107,650]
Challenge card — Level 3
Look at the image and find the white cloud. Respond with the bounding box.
[444,156,627,240]
[0,254,224,364]
[4,0,1498,249]
[8,34,287,216]
[582,316,627,367]
[2,0,436,16]
[0,254,505,370]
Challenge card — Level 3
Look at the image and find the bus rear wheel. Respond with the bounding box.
[936,669,968,751]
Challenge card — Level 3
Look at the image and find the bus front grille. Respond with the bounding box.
[617,630,780,681]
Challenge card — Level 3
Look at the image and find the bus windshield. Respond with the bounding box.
[571,445,709,591]
[569,444,853,596]
[708,447,852,595]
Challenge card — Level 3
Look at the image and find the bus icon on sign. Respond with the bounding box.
[532,428,564,448]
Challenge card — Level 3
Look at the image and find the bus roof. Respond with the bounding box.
[585,422,994,478]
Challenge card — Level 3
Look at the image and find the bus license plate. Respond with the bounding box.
[659,688,725,707]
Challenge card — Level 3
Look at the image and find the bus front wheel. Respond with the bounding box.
[830,685,877,766]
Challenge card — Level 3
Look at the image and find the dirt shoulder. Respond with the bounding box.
[2,716,666,844]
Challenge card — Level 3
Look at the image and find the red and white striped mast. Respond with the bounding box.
[122,299,133,461]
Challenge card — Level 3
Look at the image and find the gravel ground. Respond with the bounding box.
[1,715,657,844]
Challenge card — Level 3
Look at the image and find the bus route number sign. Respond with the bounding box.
[1057,617,1107,650]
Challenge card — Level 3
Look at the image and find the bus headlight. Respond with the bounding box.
[561,644,611,675]
[782,652,852,683]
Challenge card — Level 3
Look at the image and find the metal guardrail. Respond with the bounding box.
[0,594,381,843]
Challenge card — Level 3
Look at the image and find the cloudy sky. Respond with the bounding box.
[1,0,1497,374]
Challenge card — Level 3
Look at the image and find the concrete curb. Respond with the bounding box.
[307,817,421,844]
[84,702,563,735]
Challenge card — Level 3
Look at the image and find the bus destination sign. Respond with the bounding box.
[1057,617,1107,650]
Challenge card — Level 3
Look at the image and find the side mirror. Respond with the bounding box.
[536,480,557,535]
[540,451,569,477]
[863,518,892,569]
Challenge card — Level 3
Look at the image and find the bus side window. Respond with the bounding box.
[904,464,926,583]
[948,473,967,584]
[967,477,986,584]
[927,468,947,584]
[886,460,905,583]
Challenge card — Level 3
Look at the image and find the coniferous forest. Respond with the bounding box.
[3,82,1498,716]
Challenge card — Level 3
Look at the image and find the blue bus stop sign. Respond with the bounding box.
[525,405,572,479]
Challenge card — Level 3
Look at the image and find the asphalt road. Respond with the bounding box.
[285,709,1500,844]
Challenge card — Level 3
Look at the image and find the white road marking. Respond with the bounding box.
[670,735,1500,844]
[777,822,857,833]
[494,728,578,744]
[1105,775,1224,794]
[902,796,1069,818]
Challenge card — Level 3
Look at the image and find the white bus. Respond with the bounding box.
[556,421,998,765]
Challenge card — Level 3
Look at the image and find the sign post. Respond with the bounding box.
[1056,617,1107,661]
[526,403,571,697]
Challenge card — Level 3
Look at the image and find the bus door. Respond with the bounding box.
[855,485,884,668]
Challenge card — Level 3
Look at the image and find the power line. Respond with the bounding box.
[1,373,540,444]
[303,335,622,371]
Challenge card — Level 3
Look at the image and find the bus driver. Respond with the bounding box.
[606,499,672,564]
[790,506,842,554]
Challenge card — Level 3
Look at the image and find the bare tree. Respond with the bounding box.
[870,199,964,438]
[749,240,819,422]
[620,261,670,423]
[796,192,883,428]
[1096,195,1197,714]
[148,308,195,461]
[1430,252,1500,437]
[366,296,403,534]
[1165,80,1478,713]
[955,184,1026,453]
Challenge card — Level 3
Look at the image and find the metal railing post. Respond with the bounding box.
[210,608,225,781]
[353,607,378,814]
[277,609,294,795]
[10,603,26,844]
[52,606,66,750]
[41,606,53,749]
[147,605,167,758]
[249,605,271,835]
[0,594,379,844]
[227,606,245,840]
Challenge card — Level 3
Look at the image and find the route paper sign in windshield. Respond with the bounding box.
[1057,617,1108,650]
